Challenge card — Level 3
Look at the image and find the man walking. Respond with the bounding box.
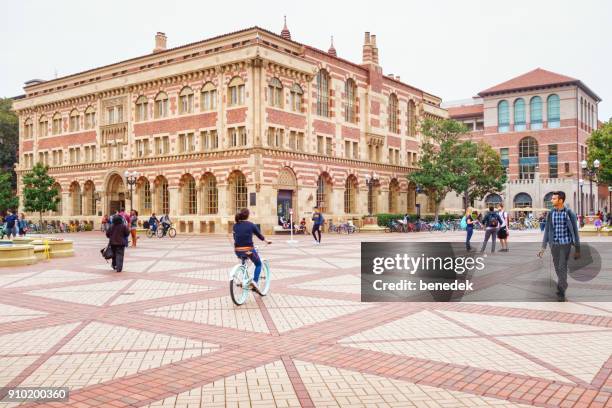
[538,191,580,302]
[4,210,17,239]
[480,206,503,254]
[311,207,324,245]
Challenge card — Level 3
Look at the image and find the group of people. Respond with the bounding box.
[146,213,172,236]
[278,215,308,234]
[464,203,509,253]
[0,210,28,239]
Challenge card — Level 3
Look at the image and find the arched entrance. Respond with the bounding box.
[106,173,125,214]
[276,167,297,222]
[485,193,503,208]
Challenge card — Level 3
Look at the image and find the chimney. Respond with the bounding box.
[371,34,379,64]
[153,32,167,53]
[362,31,373,64]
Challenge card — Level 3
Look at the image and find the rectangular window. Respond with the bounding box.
[274,128,283,148]
[317,135,324,155]
[326,137,332,156]
[239,127,247,146]
[163,136,169,154]
[297,133,304,151]
[388,148,394,164]
[229,128,237,147]
[353,142,358,160]
[500,148,509,168]
[201,90,217,111]
[564,162,570,173]
[39,120,48,137]
[345,140,351,158]
[289,131,296,150]
[548,144,558,178]
[178,134,186,153]
[229,85,245,106]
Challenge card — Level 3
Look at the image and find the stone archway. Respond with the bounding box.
[276,167,298,222]
[106,173,125,215]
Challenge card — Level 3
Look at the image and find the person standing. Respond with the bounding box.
[311,207,324,245]
[538,191,580,302]
[106,215,130,272]
[4,210,17,239]
[480,206,503,254]
[18,213,28,237]
[129,210,139,247]
[465,208,475,251]
[497,203,509,252]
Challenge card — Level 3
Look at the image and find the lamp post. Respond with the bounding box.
[364,172,379,216]
[579,179,584,219]
[581,159,600,215]
[124,170,139,211]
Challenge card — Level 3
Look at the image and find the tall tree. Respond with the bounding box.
[458,141,507,208]
[22,163,60,226]
[0,98,18,183]
[587,120,612,185]
[0,171,19,215]
[408,119,469,222]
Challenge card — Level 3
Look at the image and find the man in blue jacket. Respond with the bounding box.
[538,191,580,302]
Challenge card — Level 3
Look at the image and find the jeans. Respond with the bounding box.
[235,248,262,282]
[551,244,571,294]
[466,227,474,249]
[111,245,126,272]
[312,224,322,242]
[480,227,498,252]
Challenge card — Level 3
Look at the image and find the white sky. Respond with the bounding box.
[2,0,611,120]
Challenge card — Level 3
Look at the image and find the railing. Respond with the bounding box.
[101,122,128,143]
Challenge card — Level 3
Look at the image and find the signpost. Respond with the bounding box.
[287,208,298,244]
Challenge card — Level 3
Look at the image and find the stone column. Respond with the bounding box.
[168,186,179,217]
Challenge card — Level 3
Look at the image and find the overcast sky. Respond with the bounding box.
[2,0,611,120]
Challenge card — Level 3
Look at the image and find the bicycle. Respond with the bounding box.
[156,224,177,238]
[146,225,157,238]
[229,246,271,306]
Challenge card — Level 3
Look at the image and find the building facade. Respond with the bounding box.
[14,25,446,234]
[445,68,602,215]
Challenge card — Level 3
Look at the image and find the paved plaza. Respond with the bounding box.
[0,230,611,407]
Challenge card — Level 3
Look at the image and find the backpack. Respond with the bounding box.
[487,213,498,228]
[460,216,467,230]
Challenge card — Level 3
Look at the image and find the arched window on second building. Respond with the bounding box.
[497,100,509,133]
[268,77,283,108]
[180,174,197,215]
[200,82,217,111]
[407,100,417,137]
[201,173,218,215]
[154,92,169,119]
[229,171,248,214]
[135,96,148,122]
[345,79,357,123]
[344,175,357,214]
[290,84,303,112]
[547,94,560,128]
[69,109,80,132]
[388,179,400,213]
[530,96,543,129]
[388,94,399,133]
[514,98,525,131]
[228,77,245,107]
[484,193,503,209]
[316,70,330,117]
[316,173,332,213]
[179,87,194,114]
[518,136,538,180]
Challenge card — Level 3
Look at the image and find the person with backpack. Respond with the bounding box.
[497,203,509,252]
[463,208,476,251]
[480,206,503,253]
[106,215,130,272]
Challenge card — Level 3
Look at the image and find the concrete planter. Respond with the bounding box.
[0,244,37,267]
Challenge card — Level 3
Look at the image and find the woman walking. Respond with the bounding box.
[106,215,130,272]
[129,210,139,247]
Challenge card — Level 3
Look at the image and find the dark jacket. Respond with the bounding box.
[542,207,580,250]
[483,211,503,228]
[106,223,130,246]
[233,220,265,248]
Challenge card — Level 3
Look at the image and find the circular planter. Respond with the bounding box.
[0,245,37,267]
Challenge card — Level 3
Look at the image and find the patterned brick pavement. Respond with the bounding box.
[0,230,610,407]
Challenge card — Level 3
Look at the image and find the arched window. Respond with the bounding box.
[407,100,417,136]
[228,76,245,106]
[84,106,96,129]
[388,179,400,213]
[344,175,357,214]
[316,70,330,117]
[530,96,542,129]
[388,94,399,133]
[485,193,503,208]
[518,137,539,180]
[135,96,148,122]
[181,174,197,215]
[70,182,82,216]
[39,115,49,137]
[316,173,332,213]
[23,118,33,139]
[137,177,152,215]
[513,192,533,208]
[497,100,509,132]
[268,77,283,108]
[155,176,169,215]
[83,181,96,216]
[52,112,62,135]
[69,109,80,132]
[202,173,218,215]
[290,84,303,112]
[200,82,217,111]
[514,98,525,131]
[52,183,62,215]
[345,79,357,123]
[179,87,194,114]
[154,92,168,118]
[547,94,560,128]
[229,171,247,213]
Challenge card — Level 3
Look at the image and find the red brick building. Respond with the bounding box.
[14,24,446,233]
[445,68,602,215]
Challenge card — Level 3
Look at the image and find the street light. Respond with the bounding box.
[364,172,379,216]
[124,170,139,211]
[579,179,584,219]
[581,159,600,215]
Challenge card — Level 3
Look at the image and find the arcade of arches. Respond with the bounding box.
[40,170,433,234]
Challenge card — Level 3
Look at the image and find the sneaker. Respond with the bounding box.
[249,281,262,295]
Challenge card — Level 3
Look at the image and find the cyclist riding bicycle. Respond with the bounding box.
[148,213,159,233]
[233,208,271,294]
[160,214,171,236]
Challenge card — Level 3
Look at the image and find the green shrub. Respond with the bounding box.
[375,213,460,226]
